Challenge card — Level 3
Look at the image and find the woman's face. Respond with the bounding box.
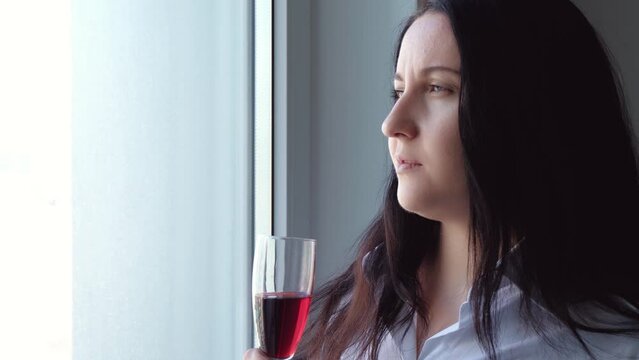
[382,12,468,222]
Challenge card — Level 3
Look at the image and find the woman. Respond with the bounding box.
[246,0,639,358]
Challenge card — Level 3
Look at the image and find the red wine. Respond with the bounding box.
[254,292,312,359]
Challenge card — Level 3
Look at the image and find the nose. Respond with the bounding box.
[381,95,418,139]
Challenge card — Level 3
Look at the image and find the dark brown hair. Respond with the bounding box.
[296,1,639,359]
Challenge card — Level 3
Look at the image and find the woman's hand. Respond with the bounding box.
[243,349,268,360]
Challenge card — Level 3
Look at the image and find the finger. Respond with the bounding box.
[243,348,268,360]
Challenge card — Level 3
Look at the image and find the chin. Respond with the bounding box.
[397,192,424,215]
[397,191,441,221]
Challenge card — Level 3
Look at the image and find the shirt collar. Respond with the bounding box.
[388,240,527,353]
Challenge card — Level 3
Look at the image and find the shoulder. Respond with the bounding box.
[495,278,639,359]
[571,300,639,360]
[580,331,639,360]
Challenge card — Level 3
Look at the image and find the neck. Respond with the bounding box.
[421,220,473,302]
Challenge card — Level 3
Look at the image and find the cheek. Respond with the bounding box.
[435,131,470,211]
[431,124,465,182]
[395,122,467,218]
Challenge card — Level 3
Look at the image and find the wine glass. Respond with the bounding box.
[252,235,316,360]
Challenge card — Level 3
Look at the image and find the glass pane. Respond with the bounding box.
[72,1,251,359]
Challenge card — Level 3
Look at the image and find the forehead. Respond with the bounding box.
[396,12,460,76]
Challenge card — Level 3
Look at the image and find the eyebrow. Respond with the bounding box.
[394,66,460,81]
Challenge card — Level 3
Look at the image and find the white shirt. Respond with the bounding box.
[341,274,639,360]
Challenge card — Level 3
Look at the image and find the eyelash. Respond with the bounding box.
[390,85,449,100]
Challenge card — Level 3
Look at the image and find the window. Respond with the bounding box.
[1,1,255,359]
[72,1,253,358]
[0,1,71,359]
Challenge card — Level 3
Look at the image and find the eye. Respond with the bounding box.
[428,85,448,93]
[390,89,403,101]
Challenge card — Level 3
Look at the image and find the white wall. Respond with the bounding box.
[304,0,416,284]
[572,0,639,136]
[72,1,252,359]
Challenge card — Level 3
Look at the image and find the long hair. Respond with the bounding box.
[295,1,639,359]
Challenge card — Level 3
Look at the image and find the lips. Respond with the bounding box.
[396,156,422,166]
[395,155,422,173]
